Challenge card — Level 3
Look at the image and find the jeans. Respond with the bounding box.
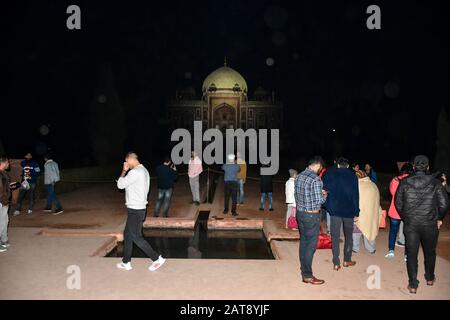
[260,192,273,209]
[404,223,439,289]
[330,215,354,266]
[154,188,173,217]
[237,179,245,203]
[224,181,238,214]
[353,232,376,253]
[122,208,160,263]
[189,175,200,202]
[0,203,9,243]
[389,218,402,251]
[45,183,62,210]
[16,183,36,211]
[296,210,321,278]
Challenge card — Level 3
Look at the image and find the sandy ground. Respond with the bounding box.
[1,175,449,299]
[1,227,449,300]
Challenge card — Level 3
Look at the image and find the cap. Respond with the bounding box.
[227,154,235,162]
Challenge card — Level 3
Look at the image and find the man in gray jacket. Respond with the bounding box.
[43,154,63,215]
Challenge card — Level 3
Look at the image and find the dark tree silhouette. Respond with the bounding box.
[89,64,126,165]
[0,139,5,156]
[434,107,450,173]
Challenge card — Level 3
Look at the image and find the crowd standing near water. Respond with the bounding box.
[1,148,449,295]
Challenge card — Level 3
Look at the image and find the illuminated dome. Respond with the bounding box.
[202,63,248,94]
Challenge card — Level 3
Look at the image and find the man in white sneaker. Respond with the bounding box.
[116,151,166,271]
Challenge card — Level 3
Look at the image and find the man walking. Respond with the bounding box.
[295,156,327,285]
[188,151,202,206]
[43,154,63,215]
[222,154,240,216]
[14,153,40,216]
[323,157,359,271]
[236,152,247,205]
[154,156,177,217]
[395,155,449,294]
[116,152,165,271]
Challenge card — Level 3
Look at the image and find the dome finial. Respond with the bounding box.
[224,56,227,67]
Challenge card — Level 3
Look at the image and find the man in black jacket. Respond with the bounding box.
[395,155,449,294]
[154,156,178,217]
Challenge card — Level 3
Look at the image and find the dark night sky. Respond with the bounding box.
[3,0,450,171]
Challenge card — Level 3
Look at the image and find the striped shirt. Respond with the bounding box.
[295,167,326,212]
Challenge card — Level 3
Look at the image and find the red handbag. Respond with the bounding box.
[287,207,298,229]
[296,213,332,249]
[316,223,332,249]
[317,232,332,249]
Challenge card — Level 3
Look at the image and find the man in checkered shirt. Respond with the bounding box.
[294,156,327,285]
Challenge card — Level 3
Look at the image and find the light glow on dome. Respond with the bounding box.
[202,65,248,93]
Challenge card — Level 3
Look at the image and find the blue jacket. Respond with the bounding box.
[21,160,40,185]
[323,168,359,218]
[368,169,378,183]
[222,163,240,182]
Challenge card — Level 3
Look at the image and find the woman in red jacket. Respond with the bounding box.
[385,163,413,258]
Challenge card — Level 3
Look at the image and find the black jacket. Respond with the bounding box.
[156,164,177,189]
[394,172,449,226]
[260,174,273,193]
[0,171,11,206]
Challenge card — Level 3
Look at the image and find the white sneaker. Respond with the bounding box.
[13,210,20,216]
[395,241,405,247]
[52,209,64,215]
[385,250,395,258]
[1,242,10,248]
[27,210,33,214]
[116,262,132,271]
[149,256,166,271]
[0,246,7,253]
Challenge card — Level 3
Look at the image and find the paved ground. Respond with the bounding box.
[1,174,449,299]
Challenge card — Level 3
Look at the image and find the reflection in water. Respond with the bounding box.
[107,212,274,260]
[188,225,202,258]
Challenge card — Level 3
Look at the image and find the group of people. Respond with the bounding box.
[0,153,63,253]
[3,148,448,294]
[292,154,449,294]
[115,150,268,271]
